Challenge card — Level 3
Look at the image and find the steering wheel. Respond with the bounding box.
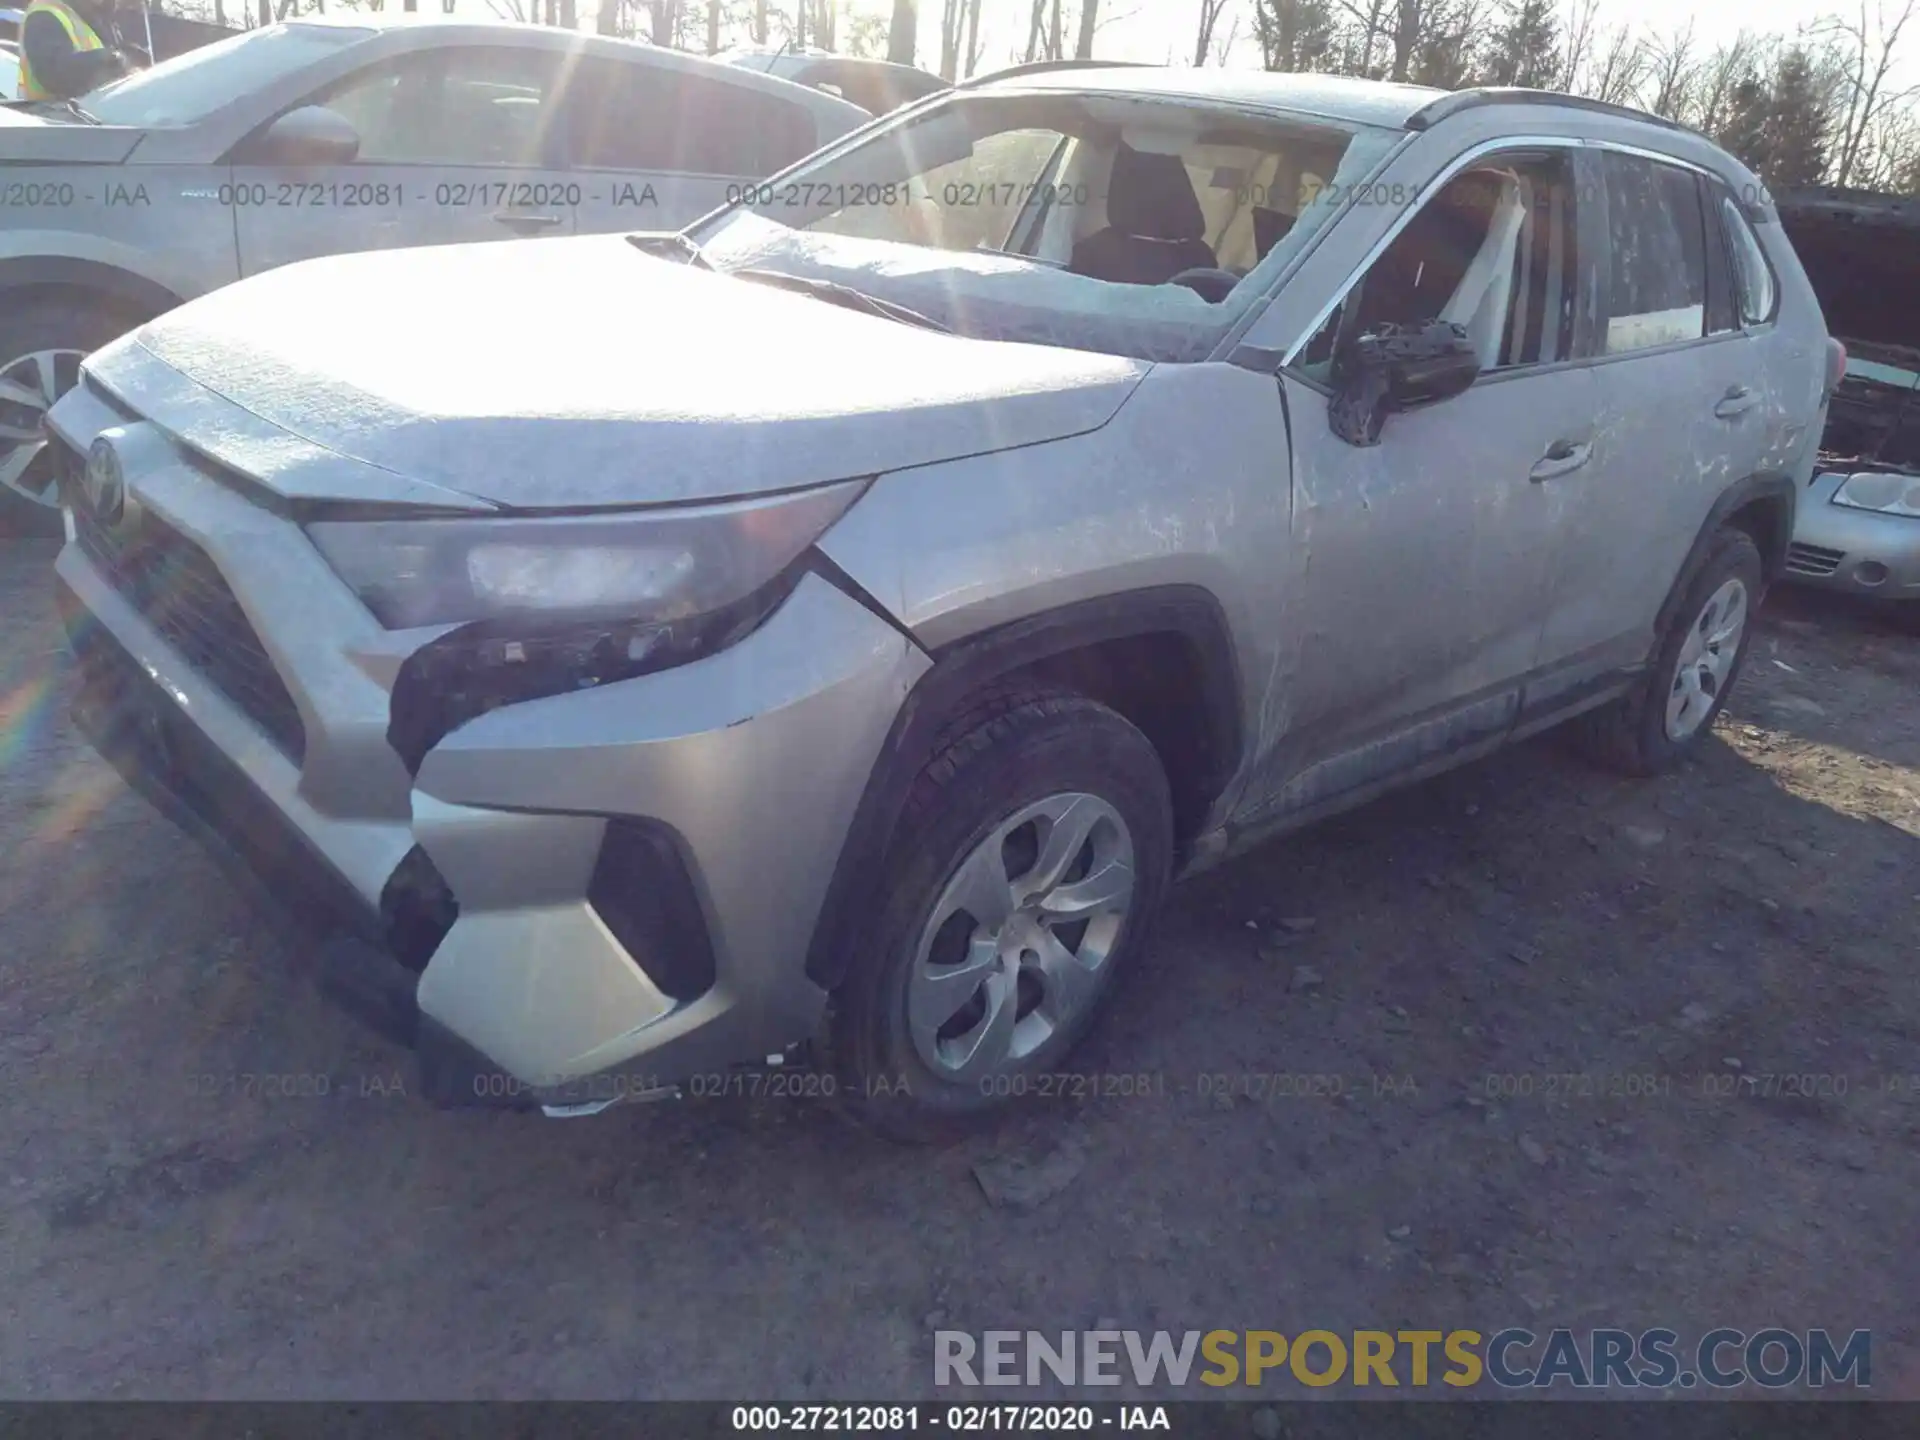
[1165,267,1242,303]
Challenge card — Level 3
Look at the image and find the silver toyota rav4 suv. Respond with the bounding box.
[52,65,1836,1137]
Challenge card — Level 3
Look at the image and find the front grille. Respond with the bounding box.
[1785,541,1845,578]
[68,468,307,761]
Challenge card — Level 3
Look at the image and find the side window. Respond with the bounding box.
[319,49,559,167]
[1601,151,1709,353]
[565,60,816,177]
[1294,150,1580,384]
[1719,192,1779,326]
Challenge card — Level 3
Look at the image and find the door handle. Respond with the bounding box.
[492,211,565,233]
[1714,385,1759,419]
[1529,439,1591,483]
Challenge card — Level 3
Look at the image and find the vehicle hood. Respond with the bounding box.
[1775,186,1920,354]
[0,107,145,161]
[111,233,1151,511]
[1776,187,1920,471]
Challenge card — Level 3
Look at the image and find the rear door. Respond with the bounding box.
[1533,148,1771,688]
[231,42,578,277]
[558,54,826,235]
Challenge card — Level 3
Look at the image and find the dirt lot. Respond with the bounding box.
[1,534,1916,1401]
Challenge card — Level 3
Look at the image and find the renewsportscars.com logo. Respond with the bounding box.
[934,1328,1872,1390]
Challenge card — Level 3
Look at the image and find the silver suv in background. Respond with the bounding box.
[721,47,947,114]
[0,17,867,533]
[52,70,1832,1138]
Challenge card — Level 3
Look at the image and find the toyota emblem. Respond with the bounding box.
[84,436,126,526]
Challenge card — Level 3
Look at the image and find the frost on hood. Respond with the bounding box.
[699,211,1238,363]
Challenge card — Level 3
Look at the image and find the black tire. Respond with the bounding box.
[0,294,147,538]
[827,688,1173,1144]
[1570,526,1765,776]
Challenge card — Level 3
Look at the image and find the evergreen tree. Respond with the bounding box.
[1254,0,1336,71]
[1763,46,1830,188]
[1481,0,1560,89]
[1716,72,1775,178]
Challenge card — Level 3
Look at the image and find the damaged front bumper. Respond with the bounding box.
[51,410,927,1116]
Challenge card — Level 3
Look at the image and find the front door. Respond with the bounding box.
[1248,146,1595,821]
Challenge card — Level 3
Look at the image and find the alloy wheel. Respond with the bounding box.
[0,348,85,514]
[1664,577,1749,740]
[907,792,1136,1084]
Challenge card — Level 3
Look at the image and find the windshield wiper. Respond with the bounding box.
[3,97,100,122]
[625,230,713,270]
[730,269,950,334]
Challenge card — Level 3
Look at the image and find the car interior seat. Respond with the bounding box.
[1349,170,1505,336]
[1069,144,1219,286]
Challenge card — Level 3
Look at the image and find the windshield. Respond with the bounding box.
[687,88,1399,362]
[82,23,368,127]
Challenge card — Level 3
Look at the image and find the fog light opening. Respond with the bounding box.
[1854,560,1890,587]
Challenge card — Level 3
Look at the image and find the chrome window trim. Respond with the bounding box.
[1279,132,1578,368]
[1278,131,1738,369]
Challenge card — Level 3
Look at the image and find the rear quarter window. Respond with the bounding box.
[1718,191,1779,326]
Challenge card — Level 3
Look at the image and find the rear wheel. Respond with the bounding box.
[828,689,1173,1143]
[0,295,147,537]
[1571,526,1764,775]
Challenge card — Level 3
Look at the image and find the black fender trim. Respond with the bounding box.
[802,583,1243,994]
[1654,472,1797,643]
[0,256,184,322]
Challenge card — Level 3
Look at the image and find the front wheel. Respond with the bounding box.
[828,690,1173,1142]
[1571,526,1764,775]
[0,295,146,537]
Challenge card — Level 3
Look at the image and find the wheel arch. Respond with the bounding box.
[0,257,185,328]
[1654,472,1795,643]
[802,584,1244,994]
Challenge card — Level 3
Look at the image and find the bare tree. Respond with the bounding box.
[1335,0,1391,77]
[1693,33,1767,136]
[1817,0,1920,186]
[1577,23,1649,105]
[1024,0,1046,60]
[937,0,961,76]
[1194,0,1231,65]
[887,0,917,64]
[1407,0,1477,86]
[1557,0,1599,91]
[1211,9,1241,61]
[1642,21,1699,122]
[1074,0,1099,58]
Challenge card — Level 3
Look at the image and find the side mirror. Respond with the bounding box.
[1328,320,1481,447]
[235,106,361,166]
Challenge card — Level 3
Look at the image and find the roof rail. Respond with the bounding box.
[1407,87,1698,136]
[961,58,1161,88]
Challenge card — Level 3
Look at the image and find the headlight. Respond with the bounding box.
[307,481,865,630]
[1832,471,1920,518]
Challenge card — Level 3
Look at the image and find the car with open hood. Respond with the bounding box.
[1774,186,1920,616]
[0,15,867,534]
[50,66,1833,1136]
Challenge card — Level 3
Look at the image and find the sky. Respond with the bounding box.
[880,0,1873,70]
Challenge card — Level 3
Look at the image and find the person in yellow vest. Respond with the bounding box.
[18,0,146,103]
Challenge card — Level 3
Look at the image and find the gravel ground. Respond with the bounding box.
[1,535,1916,1400]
